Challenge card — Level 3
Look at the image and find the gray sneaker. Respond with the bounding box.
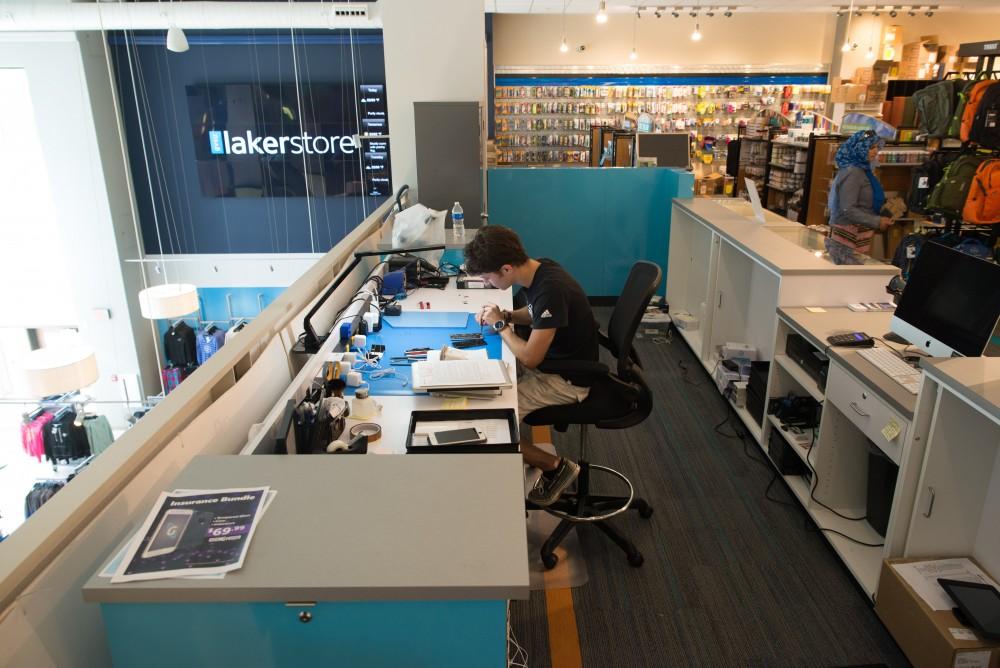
[528,459,580,507]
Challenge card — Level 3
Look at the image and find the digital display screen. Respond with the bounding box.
[147,511,193,554]
[186,82,390,198]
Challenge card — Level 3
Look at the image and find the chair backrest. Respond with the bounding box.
[607,261,662,378]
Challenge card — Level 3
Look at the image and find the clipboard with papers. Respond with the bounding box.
[410,359,513,394]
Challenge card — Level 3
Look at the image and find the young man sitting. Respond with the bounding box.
[464,226,600,507]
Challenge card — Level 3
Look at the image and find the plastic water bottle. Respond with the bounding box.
[451,201,465,238]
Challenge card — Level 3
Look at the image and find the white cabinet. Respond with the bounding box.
[903,359,1000,581]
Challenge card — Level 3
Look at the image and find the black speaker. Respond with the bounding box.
[866,441,899,538]
[768,428,809,477]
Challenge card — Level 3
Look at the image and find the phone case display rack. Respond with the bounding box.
[495,82,831,166]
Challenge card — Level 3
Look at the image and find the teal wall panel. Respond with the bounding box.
[487,168,692,296]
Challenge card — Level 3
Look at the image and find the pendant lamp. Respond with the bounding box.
[138,284,199,320]
[166,26,189,53]
[21,346,99,397]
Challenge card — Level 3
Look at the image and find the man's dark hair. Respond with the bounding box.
[463,225,530,274]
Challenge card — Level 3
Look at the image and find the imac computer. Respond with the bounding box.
[890,241,1000,357]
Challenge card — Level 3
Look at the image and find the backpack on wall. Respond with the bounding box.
[908,151,960,214]
[913,80,956,138]
[926,153,990,219]
[962,159,1000,224]
[968,83,1000,149]
[960,80,999,142]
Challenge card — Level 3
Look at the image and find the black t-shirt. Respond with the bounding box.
[521,259,599,383]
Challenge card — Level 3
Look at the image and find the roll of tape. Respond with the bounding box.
[349,422,381,442]
[346,371,363,387]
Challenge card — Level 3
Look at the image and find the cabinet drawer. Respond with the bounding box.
[826,362,909,465]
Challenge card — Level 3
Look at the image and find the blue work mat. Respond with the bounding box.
[347,312,503,396]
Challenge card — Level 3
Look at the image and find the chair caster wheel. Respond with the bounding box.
[628,553,644,568]
[638,504,653,519]
[541,552,559,570]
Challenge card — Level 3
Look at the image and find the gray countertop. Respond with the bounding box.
[673,198,900,277]
[778,307,920,419]
[922,357,1000,424]
[84,455,529,604]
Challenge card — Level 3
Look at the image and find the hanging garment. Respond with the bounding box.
[163,321,197,367]
[25,481,65,518]
[161,364,195,394]
[195,326,228,365]
[83,415,115,455]
[42,411,90,464]
[21,412,54,462]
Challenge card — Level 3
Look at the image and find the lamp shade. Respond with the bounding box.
[20,346,99,397]
[139,283,199,319]
[166,25,189,53]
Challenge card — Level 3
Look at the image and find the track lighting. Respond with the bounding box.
[166,25,189,53]
[724,10,732,17]
[690,11,698,17]
[596,0,608,23]
[908,6,917,16]
[705,7,715,17]
[836,8,844,17]
[691,22,702,41]
[889,9,897,16]
[671,9,680,18]
[654,8,662,17]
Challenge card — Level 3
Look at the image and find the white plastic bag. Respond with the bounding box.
[391,204,446,266]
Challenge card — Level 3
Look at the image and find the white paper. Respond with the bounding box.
[411,359,511,390]
[109,487,271,583]
[412,419,513,446]
[892,559,1000,611]
[954,650,991,668]
[949,628,979,642]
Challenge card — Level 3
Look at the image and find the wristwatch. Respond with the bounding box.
[493,319,508,333]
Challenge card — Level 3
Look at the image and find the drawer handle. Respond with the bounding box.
[923,487,935,518]
[849,401,870,418]
[298,611,313,624]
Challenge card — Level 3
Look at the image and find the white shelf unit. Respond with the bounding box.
[903,359,1000,583]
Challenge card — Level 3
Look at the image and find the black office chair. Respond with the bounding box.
[524,261,661,569]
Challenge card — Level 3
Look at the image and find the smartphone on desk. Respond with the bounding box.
[428,427,487,446]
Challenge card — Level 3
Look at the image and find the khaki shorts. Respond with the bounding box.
[517,366,590,417]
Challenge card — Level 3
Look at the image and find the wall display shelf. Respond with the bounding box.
[494,75,829,166]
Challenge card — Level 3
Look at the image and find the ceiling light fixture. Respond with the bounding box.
[596,0,609,23]
[166,25,189,53]
[560,38,569,53]
[841,0,856,53]
[630,1,639,59]
[691,22,702,41]
[560,0,569,53]
[724,8,733,17]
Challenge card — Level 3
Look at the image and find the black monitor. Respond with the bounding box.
[890,241,1000,357]
[274,399,297,455]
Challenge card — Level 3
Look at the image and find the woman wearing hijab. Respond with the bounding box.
[827,130,894,254]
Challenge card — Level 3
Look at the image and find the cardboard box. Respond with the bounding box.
[694,172,724,197]
[900,37,939,79]
[867,82,889,105]
[875,558,1000,668]
[855,60,894,86]
[831,80,868,104]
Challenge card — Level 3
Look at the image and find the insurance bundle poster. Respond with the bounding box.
[111,487,269,583]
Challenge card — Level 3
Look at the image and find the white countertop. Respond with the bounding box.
[922,357,1000,424]
[673,198,900,277]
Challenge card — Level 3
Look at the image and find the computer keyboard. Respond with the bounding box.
[856,347,921,394]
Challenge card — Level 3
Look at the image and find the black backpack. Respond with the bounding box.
[908,151,959,214]
[969,82,1000,149]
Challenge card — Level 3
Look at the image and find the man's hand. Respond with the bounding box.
[477,304,505,327]
[879,216,893,232]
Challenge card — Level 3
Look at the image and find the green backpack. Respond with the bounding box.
[926,153,990,219]
[914,80,956,138]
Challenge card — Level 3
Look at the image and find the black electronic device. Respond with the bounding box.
[786,333,830,390]
[767,428,810,477]
[452,338,486,349]
[746,361,771,426]
[937,579,1000,640]
[384,304,402,317]
[866,441,898,538]
[891,240,1000,357]
[826,332,875,347]
[768,393,822,429]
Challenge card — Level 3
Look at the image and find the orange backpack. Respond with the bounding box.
[962,158,1000,224]
[960,80,999,142]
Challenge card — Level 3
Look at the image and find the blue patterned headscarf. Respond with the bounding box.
[829,130,886,220]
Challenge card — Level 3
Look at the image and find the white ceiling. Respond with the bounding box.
[487,0,1000,12]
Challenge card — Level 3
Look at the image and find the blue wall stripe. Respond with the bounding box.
[496,74,828,86]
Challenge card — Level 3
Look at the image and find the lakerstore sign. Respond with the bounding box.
[208,130,358,156]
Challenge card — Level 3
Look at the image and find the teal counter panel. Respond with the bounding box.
[487,167,693,296]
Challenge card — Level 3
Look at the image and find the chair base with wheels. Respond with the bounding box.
[523,260,663,571]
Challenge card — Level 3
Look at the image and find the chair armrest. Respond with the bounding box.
[536,359,610,380]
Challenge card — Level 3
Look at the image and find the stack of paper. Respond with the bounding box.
[411,359,512,396]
